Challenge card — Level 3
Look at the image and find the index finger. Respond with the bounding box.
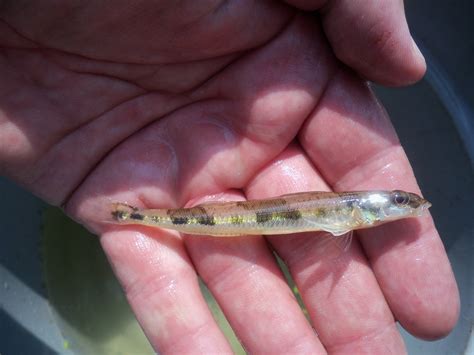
[299,68,459,339]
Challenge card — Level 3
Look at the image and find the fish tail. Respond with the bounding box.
[110,203,139,223]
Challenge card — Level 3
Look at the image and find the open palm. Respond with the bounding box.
[0,1,459,353]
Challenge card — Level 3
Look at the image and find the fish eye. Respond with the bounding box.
[392,191,410,205]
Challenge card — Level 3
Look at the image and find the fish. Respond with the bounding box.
[109,190,431,237]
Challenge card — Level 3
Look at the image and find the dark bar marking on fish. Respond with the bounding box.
[197,215,216,226]
[190,206,216,226]
[168,206,216,226]
[170,216,189,225]
[276,209,302,220]
[130,213,145,221]
[314,208,328,217]
[256,211,273,224]
[168,208,190,225]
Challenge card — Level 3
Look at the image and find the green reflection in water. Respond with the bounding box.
[42,207,245,354]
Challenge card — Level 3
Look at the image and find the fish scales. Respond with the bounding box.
[110,190,431,237]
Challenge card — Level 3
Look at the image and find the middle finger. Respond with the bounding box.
[184,191,325,354]
[245,144,406,353]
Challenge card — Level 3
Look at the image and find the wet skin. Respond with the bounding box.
[0,1,459,354]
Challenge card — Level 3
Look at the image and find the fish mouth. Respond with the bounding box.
[415,199,432,216]
[421,199,432,210]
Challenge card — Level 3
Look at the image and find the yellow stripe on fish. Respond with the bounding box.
[110,190,431,237]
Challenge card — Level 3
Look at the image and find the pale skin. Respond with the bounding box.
[0,1,460,354]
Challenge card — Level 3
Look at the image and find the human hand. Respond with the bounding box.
[0,1,459,353]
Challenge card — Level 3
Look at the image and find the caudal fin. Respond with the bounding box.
[109,203,138,223]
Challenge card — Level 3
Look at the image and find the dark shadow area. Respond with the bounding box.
[0,177,47,297]
[375,80,474,251]
[406,1,474,109]
[0,308,57,355]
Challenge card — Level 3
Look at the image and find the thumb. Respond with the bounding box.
[285,0,426,86]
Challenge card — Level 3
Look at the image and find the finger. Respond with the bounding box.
[299,68,459,339]
[245,144,406,353]
[65,81,323,355]
[322,0,426,86]
[285,0,426,86]
[65,136,233,353]
[184,192,325,354]
[100,227,232,353]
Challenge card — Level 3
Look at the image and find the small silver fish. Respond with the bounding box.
[109,190,431,237]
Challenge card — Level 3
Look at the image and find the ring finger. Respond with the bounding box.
[245,143,406,353]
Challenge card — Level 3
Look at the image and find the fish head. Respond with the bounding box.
[358,190,431,224]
